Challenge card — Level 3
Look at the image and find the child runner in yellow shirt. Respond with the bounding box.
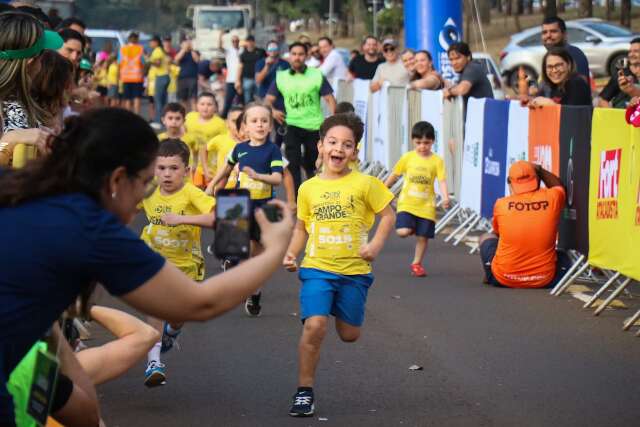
[283,113,395,417]
[204,106,244,190]
[158,103,198,179]
[185,92,227,186]
[140,139,216,387]
[384,121,450,277]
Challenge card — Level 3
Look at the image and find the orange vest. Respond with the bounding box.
[119,43,144,83]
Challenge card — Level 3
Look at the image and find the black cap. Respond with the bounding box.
[246,35,255,42]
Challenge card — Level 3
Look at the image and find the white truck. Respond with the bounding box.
[186,4,279,60]
[187,4,252,60]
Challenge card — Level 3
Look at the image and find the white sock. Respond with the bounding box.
[147,342,161,364]
[166,324,181,335]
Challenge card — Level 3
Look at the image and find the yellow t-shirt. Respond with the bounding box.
[207,134,238,188]
[298,171,394,275]
[392,151,445,221]
[140,183,215,280]
[95,67,108,87]
[168,64,180,94]
[107,63,119,86]
[147,66,156,96]
[185,112,227,173]
[150,47,170,76]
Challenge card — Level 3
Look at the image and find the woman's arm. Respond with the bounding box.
[410,73,443,90]
[75,306,159,386]
[121,200,294,323]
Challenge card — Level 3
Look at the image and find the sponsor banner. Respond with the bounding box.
[443,97,465,199]
[529,105,561,175]
[588,109,632,271]
[623,128,640,280]
[558,106,592,254]
[352,79,371,162]
[480,99,510,218]
[506,101,529,195]
[459,97,485,212]
[371,82,390,169]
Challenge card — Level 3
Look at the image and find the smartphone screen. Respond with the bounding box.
[214,189,251,261]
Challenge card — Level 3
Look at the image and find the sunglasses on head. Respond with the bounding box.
[383,46,395,52]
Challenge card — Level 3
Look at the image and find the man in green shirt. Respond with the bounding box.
[266,42,336,193]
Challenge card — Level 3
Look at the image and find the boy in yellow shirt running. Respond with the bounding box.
[140,139,216,387]
[203,106,244,190]
[384,121,450,277]
[283,113,395,417]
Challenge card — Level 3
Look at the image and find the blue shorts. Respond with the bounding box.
[122,82,144,100]
[395,212,435,238]
[299,268,374,327]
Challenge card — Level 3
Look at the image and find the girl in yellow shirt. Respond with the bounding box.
[185,92,227,186]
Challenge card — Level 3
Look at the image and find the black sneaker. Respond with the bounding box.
[288,389,314,417]
[244,293,262,317]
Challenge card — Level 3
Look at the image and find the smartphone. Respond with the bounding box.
[213,189,251,261]
[618,57,632,77]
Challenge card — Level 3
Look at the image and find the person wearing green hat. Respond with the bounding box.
[0,10,64,168]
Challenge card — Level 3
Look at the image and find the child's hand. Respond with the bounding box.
[359,242,382,262]
[161,213,183,226]
[243,166,258,179]
[442,198,451,210]
[283,252,298,272]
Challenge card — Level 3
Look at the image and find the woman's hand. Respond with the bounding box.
[528,96,555,108]
[255,199,294,254]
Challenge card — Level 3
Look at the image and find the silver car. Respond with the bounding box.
[500,18,637,87]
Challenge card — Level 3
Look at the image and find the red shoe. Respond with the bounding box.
[410,263,427,277]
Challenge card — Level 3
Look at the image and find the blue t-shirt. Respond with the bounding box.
[0,193,165,423]
[178,51,199,79]
[228,141,283,200]
[255,58,290,98]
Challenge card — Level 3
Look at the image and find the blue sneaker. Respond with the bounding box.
[144,360,166,388]
[288,389,315,417]
[160,323,181,354]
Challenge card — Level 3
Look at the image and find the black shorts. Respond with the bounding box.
[177,77,198,101]
[96,85,108,97]
[122,82,144,100]
[395,212,435,238]
[250,198,271,242]
[479,238,571,288]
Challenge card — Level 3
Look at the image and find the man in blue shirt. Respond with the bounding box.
[541,16,590,82]
[255,41,290,99]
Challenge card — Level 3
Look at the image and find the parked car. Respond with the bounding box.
[85,29,152,56]
[500,18,638,88]
[473,52,506,100]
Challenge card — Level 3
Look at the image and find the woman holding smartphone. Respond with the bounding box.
[0,108,293,427]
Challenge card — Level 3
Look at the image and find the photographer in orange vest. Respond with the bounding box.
[119,31,145,115]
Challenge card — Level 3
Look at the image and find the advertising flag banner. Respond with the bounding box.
[529,105,561,175]
[588,109,632,271]
[506,102,529,195]
[480,99,510,218]
[459,97,485,212]
[352,79,371,162]
[558,106,592,254]
[443,97,465,199]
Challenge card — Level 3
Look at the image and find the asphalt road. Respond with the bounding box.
[94,219,640,427]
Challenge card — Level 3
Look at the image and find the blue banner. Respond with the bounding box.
[481,99,510,219]
[404,0,463,80]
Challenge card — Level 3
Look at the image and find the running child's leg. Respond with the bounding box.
[144,316,165,387]
[413,237,428,265]
[335,319,360,343]
[396,228,414,237]
[297,315,329,387]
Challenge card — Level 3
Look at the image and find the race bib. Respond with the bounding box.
[309,221,367,259]
[239,172,272,199]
